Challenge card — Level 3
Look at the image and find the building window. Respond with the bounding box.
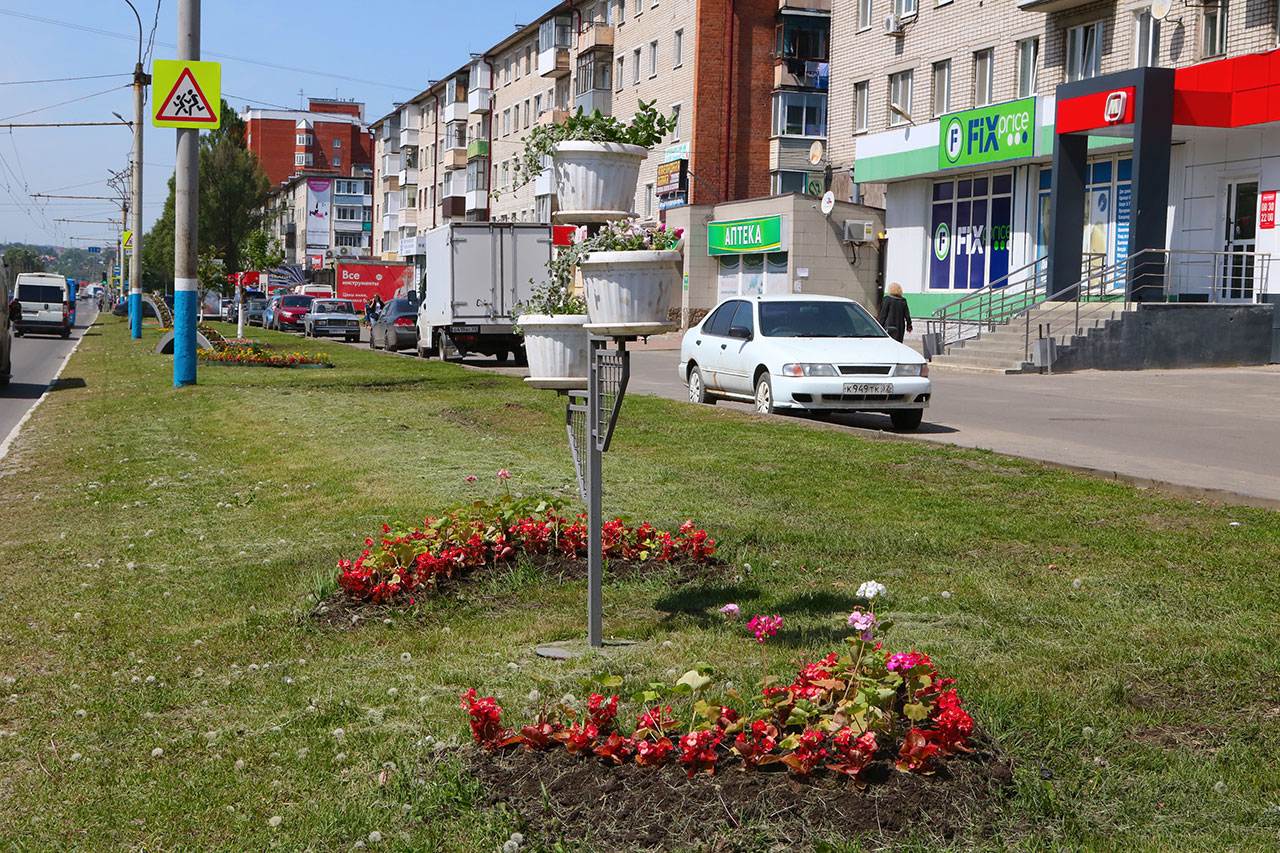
[673,29,683,67]
[333,139,342,149]
[1201,0,1226,57]
[632,48,641,84]
[772,171,807,194]
[888,69,913,126]
[534,93,543,117]
[932,60,951,117]
[777,17,829,61]
[296,132,313,146]
[633,0,640,15]
[643,183,654,216]
[894,0,918,17]
[853,80,869,132]
[333,155,341,168]
[524,100,531,129]
[857,0,873,30]
[649,40,658,77]
[670,103,681,140]
[1016,37,1039,97]
[1066,21,1104,82]
[294,152,313,166]
[616,56,625,91]
[973,49,994,107]
[1133,9,1160,66]
[928,173,1015,290]
[577,50,612,95]
[616,0,625,23]
[771,91,827,136]
[526,46,533,75]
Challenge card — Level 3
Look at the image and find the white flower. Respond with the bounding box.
[150,747,163,758]
[856,580,887,600]
[70,752,82,762]
[144,675,156,684]
[74,709,87,719]
[1228,521,1241,528]
[234,758,246,771]
[73,612,82,620]
[527,689,541,703]
[334,751,347,763]
[247,664,259,673]
[382,618,393,626]
[1082,726,1095,738]
[267,815,282,828]
[282,676,293,685]
[1213,780,1228,795]
[1072,578,1083,590]
[204,731,218,742]
[387,687,399,698]
[940,590,952,600]
[192,668,204,678]
[296,748,309,760]
[400,652,411,663]
[367,831,383,844]
[332,728,345,740]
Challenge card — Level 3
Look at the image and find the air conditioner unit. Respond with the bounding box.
[337,246,352,257]
[883,13,903,35]
[843,219,875,243]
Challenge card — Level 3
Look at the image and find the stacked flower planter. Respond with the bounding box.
[524,142,682,390]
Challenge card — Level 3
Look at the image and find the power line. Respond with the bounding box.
[0,8,418,92]
[0,121,132,129]
[224,92,294,111]
[0,73,132,86]
[143,0,161,68]
[0,85,129,123]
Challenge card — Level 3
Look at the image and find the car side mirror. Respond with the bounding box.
[728,325,753,341]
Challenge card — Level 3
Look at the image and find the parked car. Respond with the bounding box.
[12,272,72,338]
[304,299,360,341]
[678,295,931,430]
[369,297,420,352]
[245,298,268,326]
[273,294,313,331]
[262,295,283,330]
[0,264,14,386]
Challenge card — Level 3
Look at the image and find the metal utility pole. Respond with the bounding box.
[123,1,148,339]
[172,0,200,387]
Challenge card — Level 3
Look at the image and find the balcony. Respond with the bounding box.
[468,87,492,114]
[334,218,365,233]
[442,180,464,199]
[441,196,466,219]
[535,108,569,127]
[465,189,489,211]
[380,153,401,179]
[774,58,829,90]
[577,21,614,52]
[574,88,611,116]
[534,168,554,197]
[442,99,468,124]
[399,127,419,148]
[538,47,570,78]
[467,139,490,159]
[381,212,399,232]
[397,166,419,185]
[443,144,467,169]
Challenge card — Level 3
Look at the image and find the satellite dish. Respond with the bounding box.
[1151,0,1171,19]
[808,140,825,166]
[820,191,836,217]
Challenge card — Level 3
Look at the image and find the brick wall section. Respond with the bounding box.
[829,0,1280,180]
[246,115,373,187]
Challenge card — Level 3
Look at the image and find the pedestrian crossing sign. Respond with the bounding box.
[152,60,221,129]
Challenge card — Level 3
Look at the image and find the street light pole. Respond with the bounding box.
[123,1,148,340]
[172,0,200,386]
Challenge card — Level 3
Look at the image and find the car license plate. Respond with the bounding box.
[844,382,892,394]
[451,325,479,333]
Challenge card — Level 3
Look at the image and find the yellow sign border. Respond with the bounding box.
[151,59,221,130]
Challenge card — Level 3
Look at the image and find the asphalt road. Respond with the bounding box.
[307,323,1280,506]
[0,303,97,445]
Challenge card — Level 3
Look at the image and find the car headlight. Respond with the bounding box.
[896,363,928,377]
[781,363,839,377]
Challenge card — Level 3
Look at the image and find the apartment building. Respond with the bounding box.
[243,98,374,187]
[490,21,560,222]
[264,170,374,269]
[829,0,1280,313]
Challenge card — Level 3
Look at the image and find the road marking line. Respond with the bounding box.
[0,312,94,463]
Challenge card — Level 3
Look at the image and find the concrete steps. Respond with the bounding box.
[931,301,1124,373]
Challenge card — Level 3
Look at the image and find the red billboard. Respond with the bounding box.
[335,261,415,310]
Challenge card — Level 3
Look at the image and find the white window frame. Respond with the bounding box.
[1065,21,1104,82]
[888,69,913,126]
[973,48,994,107]
[616,56,625,91]
[670,102,682,141]
[772,91,828,137]
[853,80,869,133]
[632,48,641,84]
[932,59,951,117]
[1016,37,1039,97]
[894,0,918,18]
[673,29,683,67]
[1134,9,1160,67]
[649,40,658,78]
[1201,0,1226,57]
[857,0,873,30]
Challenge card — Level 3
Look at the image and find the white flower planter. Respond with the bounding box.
[579,250,682,336]
[520,314,589,390]
[552,142,647,223]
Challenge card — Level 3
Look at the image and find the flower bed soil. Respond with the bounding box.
[311,553,727,630]
[466,736,1013,850]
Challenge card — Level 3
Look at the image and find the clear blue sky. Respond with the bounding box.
[0,0,552,248]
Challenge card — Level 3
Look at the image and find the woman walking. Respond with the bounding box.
[878,282,913,343]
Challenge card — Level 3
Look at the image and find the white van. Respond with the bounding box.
[297,284,335,299]
[13,272,71,338]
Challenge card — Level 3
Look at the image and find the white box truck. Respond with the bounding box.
[416,222,553,362]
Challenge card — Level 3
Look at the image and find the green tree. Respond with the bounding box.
[139,100,270,288]
[2,246,44,274]
[241,228,284,271]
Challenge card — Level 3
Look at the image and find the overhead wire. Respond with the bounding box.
[0,73,131,86]
[0,84,129,123]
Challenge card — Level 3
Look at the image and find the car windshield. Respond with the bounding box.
[314,301,353,313]
[248,300,267,309]
[19,284,65,303]
[281,295,312,307]
[758,300,886,338]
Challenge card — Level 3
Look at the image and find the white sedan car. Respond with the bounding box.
[678,295,931,430]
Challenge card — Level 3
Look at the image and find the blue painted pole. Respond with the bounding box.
[66,278,77,327]
[129,291,142,337]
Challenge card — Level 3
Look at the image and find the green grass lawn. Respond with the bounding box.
[1,316,1277,850]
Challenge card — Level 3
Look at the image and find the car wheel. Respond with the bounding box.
[60,330,71,339]
[494,350,509,365]
[688,365,714,405]
[753,371,776,415]
[386,334,398,353]
[890,409,924,431]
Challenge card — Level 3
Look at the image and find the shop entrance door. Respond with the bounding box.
[1220,180,1258,301]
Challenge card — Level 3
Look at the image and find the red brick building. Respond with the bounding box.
[242,98,375,188]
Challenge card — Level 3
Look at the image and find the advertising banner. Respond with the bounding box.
[938,98,1035,170]
[335,261,414,310]
[305,178,332,247]
[655,159,688,196]
[1261,191,1277,230]
[707,215,785,256]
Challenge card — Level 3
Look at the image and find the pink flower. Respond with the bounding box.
[464,475,478,484]
[847,609,876,641]
[497,469,511,481]
[718,603,740,620]
[746,614,783,643]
